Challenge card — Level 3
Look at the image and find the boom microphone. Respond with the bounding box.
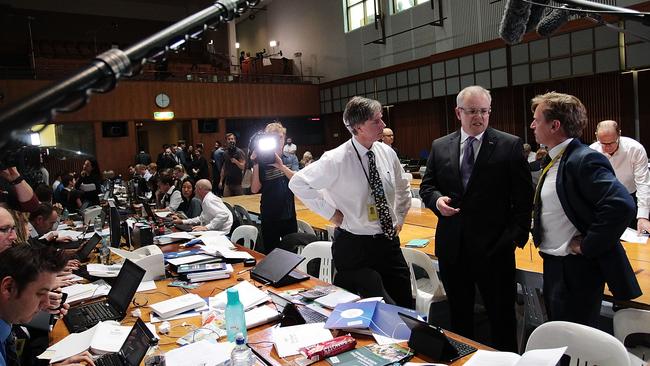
[527,0,551,32]
[499,0,532,45]
[537,7,571,37]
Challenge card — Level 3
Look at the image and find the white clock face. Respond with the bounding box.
[155,93,170,108]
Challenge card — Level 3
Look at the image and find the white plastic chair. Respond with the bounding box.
[400,247,446,315]
[230,225,258,251]
[613,308,650,366]
[526,321,631,366]
[411,188,420,199]
[297,219,317,236]
[411,197,423,208]
[296,241,334,283]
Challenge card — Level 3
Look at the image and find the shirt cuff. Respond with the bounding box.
[637,207,649,219]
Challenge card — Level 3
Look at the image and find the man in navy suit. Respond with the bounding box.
[530,92,641,327]
[420,86,533,351]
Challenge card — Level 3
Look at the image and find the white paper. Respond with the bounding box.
[86,264,122,277]
[149,307,207,323]
[165,340,234,366]
[160,232,195,240]
[621,227,649,244]
[272,322,332,358]
[166,254,215,266]
[209,281,270,310]
[137,281,157,293]
[62,281,111,303]
[198,235,235,249]
[40,229,84,240]
[404,363,447,366]
[42,321,130,362]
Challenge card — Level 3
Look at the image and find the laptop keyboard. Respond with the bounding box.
[298,306,328,323]
[96,353,123,366]
[449,337,477,358]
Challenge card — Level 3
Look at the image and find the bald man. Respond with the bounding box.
[590,120,650,233]
[173,179,233,232]
[381,128,399,156]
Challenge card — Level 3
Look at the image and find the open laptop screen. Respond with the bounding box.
[123,318,156,366]
[77,233,102,262]
[107,260,146,313]
[251,248,305,284]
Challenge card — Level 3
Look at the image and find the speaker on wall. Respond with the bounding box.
[198,119,218,133]
[102,122,128,137]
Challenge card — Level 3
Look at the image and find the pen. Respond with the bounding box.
[237,268,252,275]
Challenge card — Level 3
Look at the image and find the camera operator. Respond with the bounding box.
[251,122,299,254]
[0,166,39,213]
[219,133,246,197]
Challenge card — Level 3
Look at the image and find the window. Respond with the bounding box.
[392,0,428,13]
[345,0,375,32]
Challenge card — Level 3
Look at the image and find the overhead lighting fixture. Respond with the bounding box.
[235,42,240,49]
[269,40,277,47]
[154,111,175,120]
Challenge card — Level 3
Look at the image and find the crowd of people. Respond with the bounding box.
[0,84,646,366]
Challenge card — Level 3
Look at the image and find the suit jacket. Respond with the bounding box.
[420,127,533,264]
[556,139,642,300]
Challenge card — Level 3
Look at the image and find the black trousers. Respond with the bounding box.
[261,218,297,255]
[331,228,412,308]
[438,252,518,352]
[542,252,605,328]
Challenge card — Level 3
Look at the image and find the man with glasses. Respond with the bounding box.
[420,85,532,351]
[589,120,650,233]
[381,128,399,156]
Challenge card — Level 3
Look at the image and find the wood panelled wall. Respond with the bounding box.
[320,71,643,160]
[0,80,320,121]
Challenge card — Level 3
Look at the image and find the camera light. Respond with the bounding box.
[30,133,41,146]
[269,40,277,48]
[258,136,277,152]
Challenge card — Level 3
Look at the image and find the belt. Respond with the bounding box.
[335,228,386,240]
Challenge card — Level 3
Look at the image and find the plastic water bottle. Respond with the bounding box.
[144,344,166,366]
[230,333,254,366]
[62,208,69,221]
[99,236,110,265]
[94,216,103,232]
[225,288,247,342]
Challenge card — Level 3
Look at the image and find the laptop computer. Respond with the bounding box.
[250,248,309,288]
[267,291,328,326]
[95,318,157,366]
[64,259,146,333]
[398,312,477,362]
[76,233,102,262]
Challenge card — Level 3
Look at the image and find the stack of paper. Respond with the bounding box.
[150,293,207,319]
[62,281,111,303]
[182,263,234,283]
[86,264,122,277]
[463,347,567,366]
[314,289,361,309]
[165,340,235,366]
[272,323,333,357]
[209,281,270,310]
[40,321,130,362]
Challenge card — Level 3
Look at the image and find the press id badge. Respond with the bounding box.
[368,204,379,221]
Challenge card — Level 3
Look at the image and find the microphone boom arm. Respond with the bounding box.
[0,0,258,143]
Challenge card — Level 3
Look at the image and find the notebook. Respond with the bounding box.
[63,260,146,333]
[94,318,157,366]
[250,248,309,287]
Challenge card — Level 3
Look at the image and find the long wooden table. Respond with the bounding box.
[223,194,650,309]
[52,245,491,365]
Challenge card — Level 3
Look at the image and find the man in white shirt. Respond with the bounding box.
[173,179,232,233]
[283,137,297,157]
[289,96,412,307]
[157,175,182,212]
[530,92,640,327]
[589,120,650,233]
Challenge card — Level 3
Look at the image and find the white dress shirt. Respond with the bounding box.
[283,143,297,156]
[590,136,650,219]
[182,191,233,233]
[540,138,580,256]
[289,137,411,236]
[163,186,183,211]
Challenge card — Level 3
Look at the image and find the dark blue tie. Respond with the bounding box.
[461,136,476,188]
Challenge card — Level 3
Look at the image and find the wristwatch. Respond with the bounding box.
[8,176,24,185]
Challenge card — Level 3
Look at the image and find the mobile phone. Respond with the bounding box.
[55,292,68,311]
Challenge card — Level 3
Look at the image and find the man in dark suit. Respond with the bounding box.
[530,92,641,327]
[420,85,533,352]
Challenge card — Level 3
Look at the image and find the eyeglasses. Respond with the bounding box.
[599,138,619,147]
[0,226,16,234]
[459,107,491,116]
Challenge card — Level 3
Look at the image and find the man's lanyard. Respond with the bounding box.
[351,139,373,187]
[533,147,566,206]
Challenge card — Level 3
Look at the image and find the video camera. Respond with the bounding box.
[254,133,279,165]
